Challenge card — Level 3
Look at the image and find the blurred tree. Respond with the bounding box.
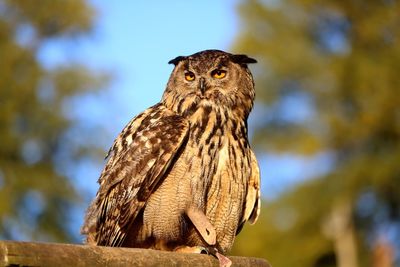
[231,0,400,266]
[0,0,109,242]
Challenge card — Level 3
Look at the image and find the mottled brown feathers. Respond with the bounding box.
[82,50,261,257]
[83,104,189,246]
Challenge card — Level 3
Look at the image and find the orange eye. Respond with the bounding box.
[185,71,195,81]
[211,69,227,79]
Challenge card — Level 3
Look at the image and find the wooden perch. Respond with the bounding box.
[0,240,270,267]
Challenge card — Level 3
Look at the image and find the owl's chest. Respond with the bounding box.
[142,124,250,240]
[182,122,251,195]
[182,128,251,232]
[147,109,251,212]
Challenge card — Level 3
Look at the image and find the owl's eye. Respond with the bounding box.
[185,71,195,81]
[211,69,227,79]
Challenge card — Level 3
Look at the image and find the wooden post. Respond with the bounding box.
[0,240,270,267]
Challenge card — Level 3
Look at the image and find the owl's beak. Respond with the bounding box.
[199,77,206,95]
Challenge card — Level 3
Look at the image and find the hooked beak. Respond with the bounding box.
[199,77,206,95]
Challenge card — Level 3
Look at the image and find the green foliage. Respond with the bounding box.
[0,0,108,242]
[232,0,400,266]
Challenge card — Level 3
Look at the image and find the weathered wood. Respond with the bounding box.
[0,240,270,267]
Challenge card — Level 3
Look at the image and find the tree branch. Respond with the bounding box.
[0,240,270,267]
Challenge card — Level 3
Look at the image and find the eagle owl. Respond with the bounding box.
[82,50,260,265]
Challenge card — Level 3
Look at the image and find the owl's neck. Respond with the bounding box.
[162,90,251,145]
[184,102,249,146]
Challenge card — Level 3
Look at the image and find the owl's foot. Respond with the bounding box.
[175,246,232,267]
[174,245,208,254]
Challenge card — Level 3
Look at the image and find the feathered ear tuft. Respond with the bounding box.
[231,54,257,65]
[168,56,186,66]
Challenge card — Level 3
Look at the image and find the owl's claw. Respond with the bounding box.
[175,246,232,267]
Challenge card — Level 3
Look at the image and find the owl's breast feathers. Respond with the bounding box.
[183,103,260,250]
[81,102,260,251]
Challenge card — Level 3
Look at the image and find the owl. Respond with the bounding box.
[81,50,260,266]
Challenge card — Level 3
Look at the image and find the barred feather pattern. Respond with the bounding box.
[81,50,260,254]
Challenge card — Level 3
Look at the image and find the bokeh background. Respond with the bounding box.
[0,1,399,266]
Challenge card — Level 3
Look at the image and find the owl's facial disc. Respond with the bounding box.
[183,60,230,98]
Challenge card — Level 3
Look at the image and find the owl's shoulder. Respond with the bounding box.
[99,103,189,186]
[105,103,186,157]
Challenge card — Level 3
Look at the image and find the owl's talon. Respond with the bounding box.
[200,248,209,254]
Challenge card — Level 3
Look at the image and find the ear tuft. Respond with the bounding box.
[168,56,186,65]
[231,54,257,65]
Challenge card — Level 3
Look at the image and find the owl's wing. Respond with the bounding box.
[237,149,261,234]
[92,103,189,246]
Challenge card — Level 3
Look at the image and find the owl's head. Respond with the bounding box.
[162,50,257,119]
